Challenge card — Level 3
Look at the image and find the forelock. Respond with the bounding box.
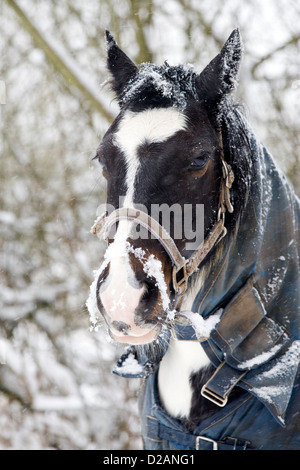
[120,62,199,111]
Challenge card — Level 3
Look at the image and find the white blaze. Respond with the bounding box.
[99,219,146,332]
[114,108,187,207]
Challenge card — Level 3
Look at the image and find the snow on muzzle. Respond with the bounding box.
[86,221,172,345]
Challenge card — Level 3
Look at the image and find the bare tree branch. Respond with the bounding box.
[6,0,114,122]
[129,0,153,63]
[251,34,300,77]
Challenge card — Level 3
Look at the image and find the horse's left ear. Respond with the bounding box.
[105,30,138,103]
[196,29,242,107]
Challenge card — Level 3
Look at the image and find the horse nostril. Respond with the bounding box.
[112,321,131,334]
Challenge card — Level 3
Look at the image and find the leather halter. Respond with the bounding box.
[92,129,234,308]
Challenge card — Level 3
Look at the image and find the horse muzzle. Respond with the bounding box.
[93,246,166,344]
[99,277,159,344]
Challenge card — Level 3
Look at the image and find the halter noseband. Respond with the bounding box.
[92,129,234,309]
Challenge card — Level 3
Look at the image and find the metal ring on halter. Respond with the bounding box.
[172,261,189,293]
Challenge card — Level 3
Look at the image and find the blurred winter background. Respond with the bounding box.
[0,0,299,450]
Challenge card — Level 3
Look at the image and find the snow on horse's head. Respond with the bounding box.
[87,30,242,345]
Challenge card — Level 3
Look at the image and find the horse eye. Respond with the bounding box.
[100,160,108,177]
[189,152,210,170]
[92,150,103,164]
[92,151,108,177]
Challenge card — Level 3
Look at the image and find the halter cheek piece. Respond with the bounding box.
[92,129,234,309]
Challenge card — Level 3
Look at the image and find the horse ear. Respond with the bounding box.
[196,29,242,107]
[105,30,138,103]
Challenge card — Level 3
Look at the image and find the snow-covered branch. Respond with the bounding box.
[251,34,300,77]
[6,0,115,122]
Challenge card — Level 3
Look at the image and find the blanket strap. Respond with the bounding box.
[146,416,252,450]
[201,361,247,407]
[200,277,289,407]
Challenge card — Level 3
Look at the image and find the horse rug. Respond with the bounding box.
[113,129,300,450]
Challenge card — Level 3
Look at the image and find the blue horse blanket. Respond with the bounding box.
[114,125,300,450]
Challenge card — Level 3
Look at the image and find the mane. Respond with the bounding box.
[219,99,254,232]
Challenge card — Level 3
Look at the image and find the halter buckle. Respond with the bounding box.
[172,262,188,293]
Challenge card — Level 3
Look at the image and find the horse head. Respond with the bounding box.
[88,29,242,345]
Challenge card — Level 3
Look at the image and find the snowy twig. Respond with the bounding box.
[251,34,300,77]
[6,0,115,122]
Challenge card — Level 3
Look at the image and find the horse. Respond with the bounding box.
[87,29,300,450]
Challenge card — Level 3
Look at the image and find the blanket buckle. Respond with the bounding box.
[196,435,218,450]
[201,384,228,407]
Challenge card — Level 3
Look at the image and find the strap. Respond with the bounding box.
[201,361,247,407]
[146,416,252,450]
[171,219,227,309]
[209,277,289,369]
[185,219,226,277]
[92,207,187,270]
[93,208,226,294]
[200,277,289,410]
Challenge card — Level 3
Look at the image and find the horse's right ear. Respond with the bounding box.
[106,31,138,103]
